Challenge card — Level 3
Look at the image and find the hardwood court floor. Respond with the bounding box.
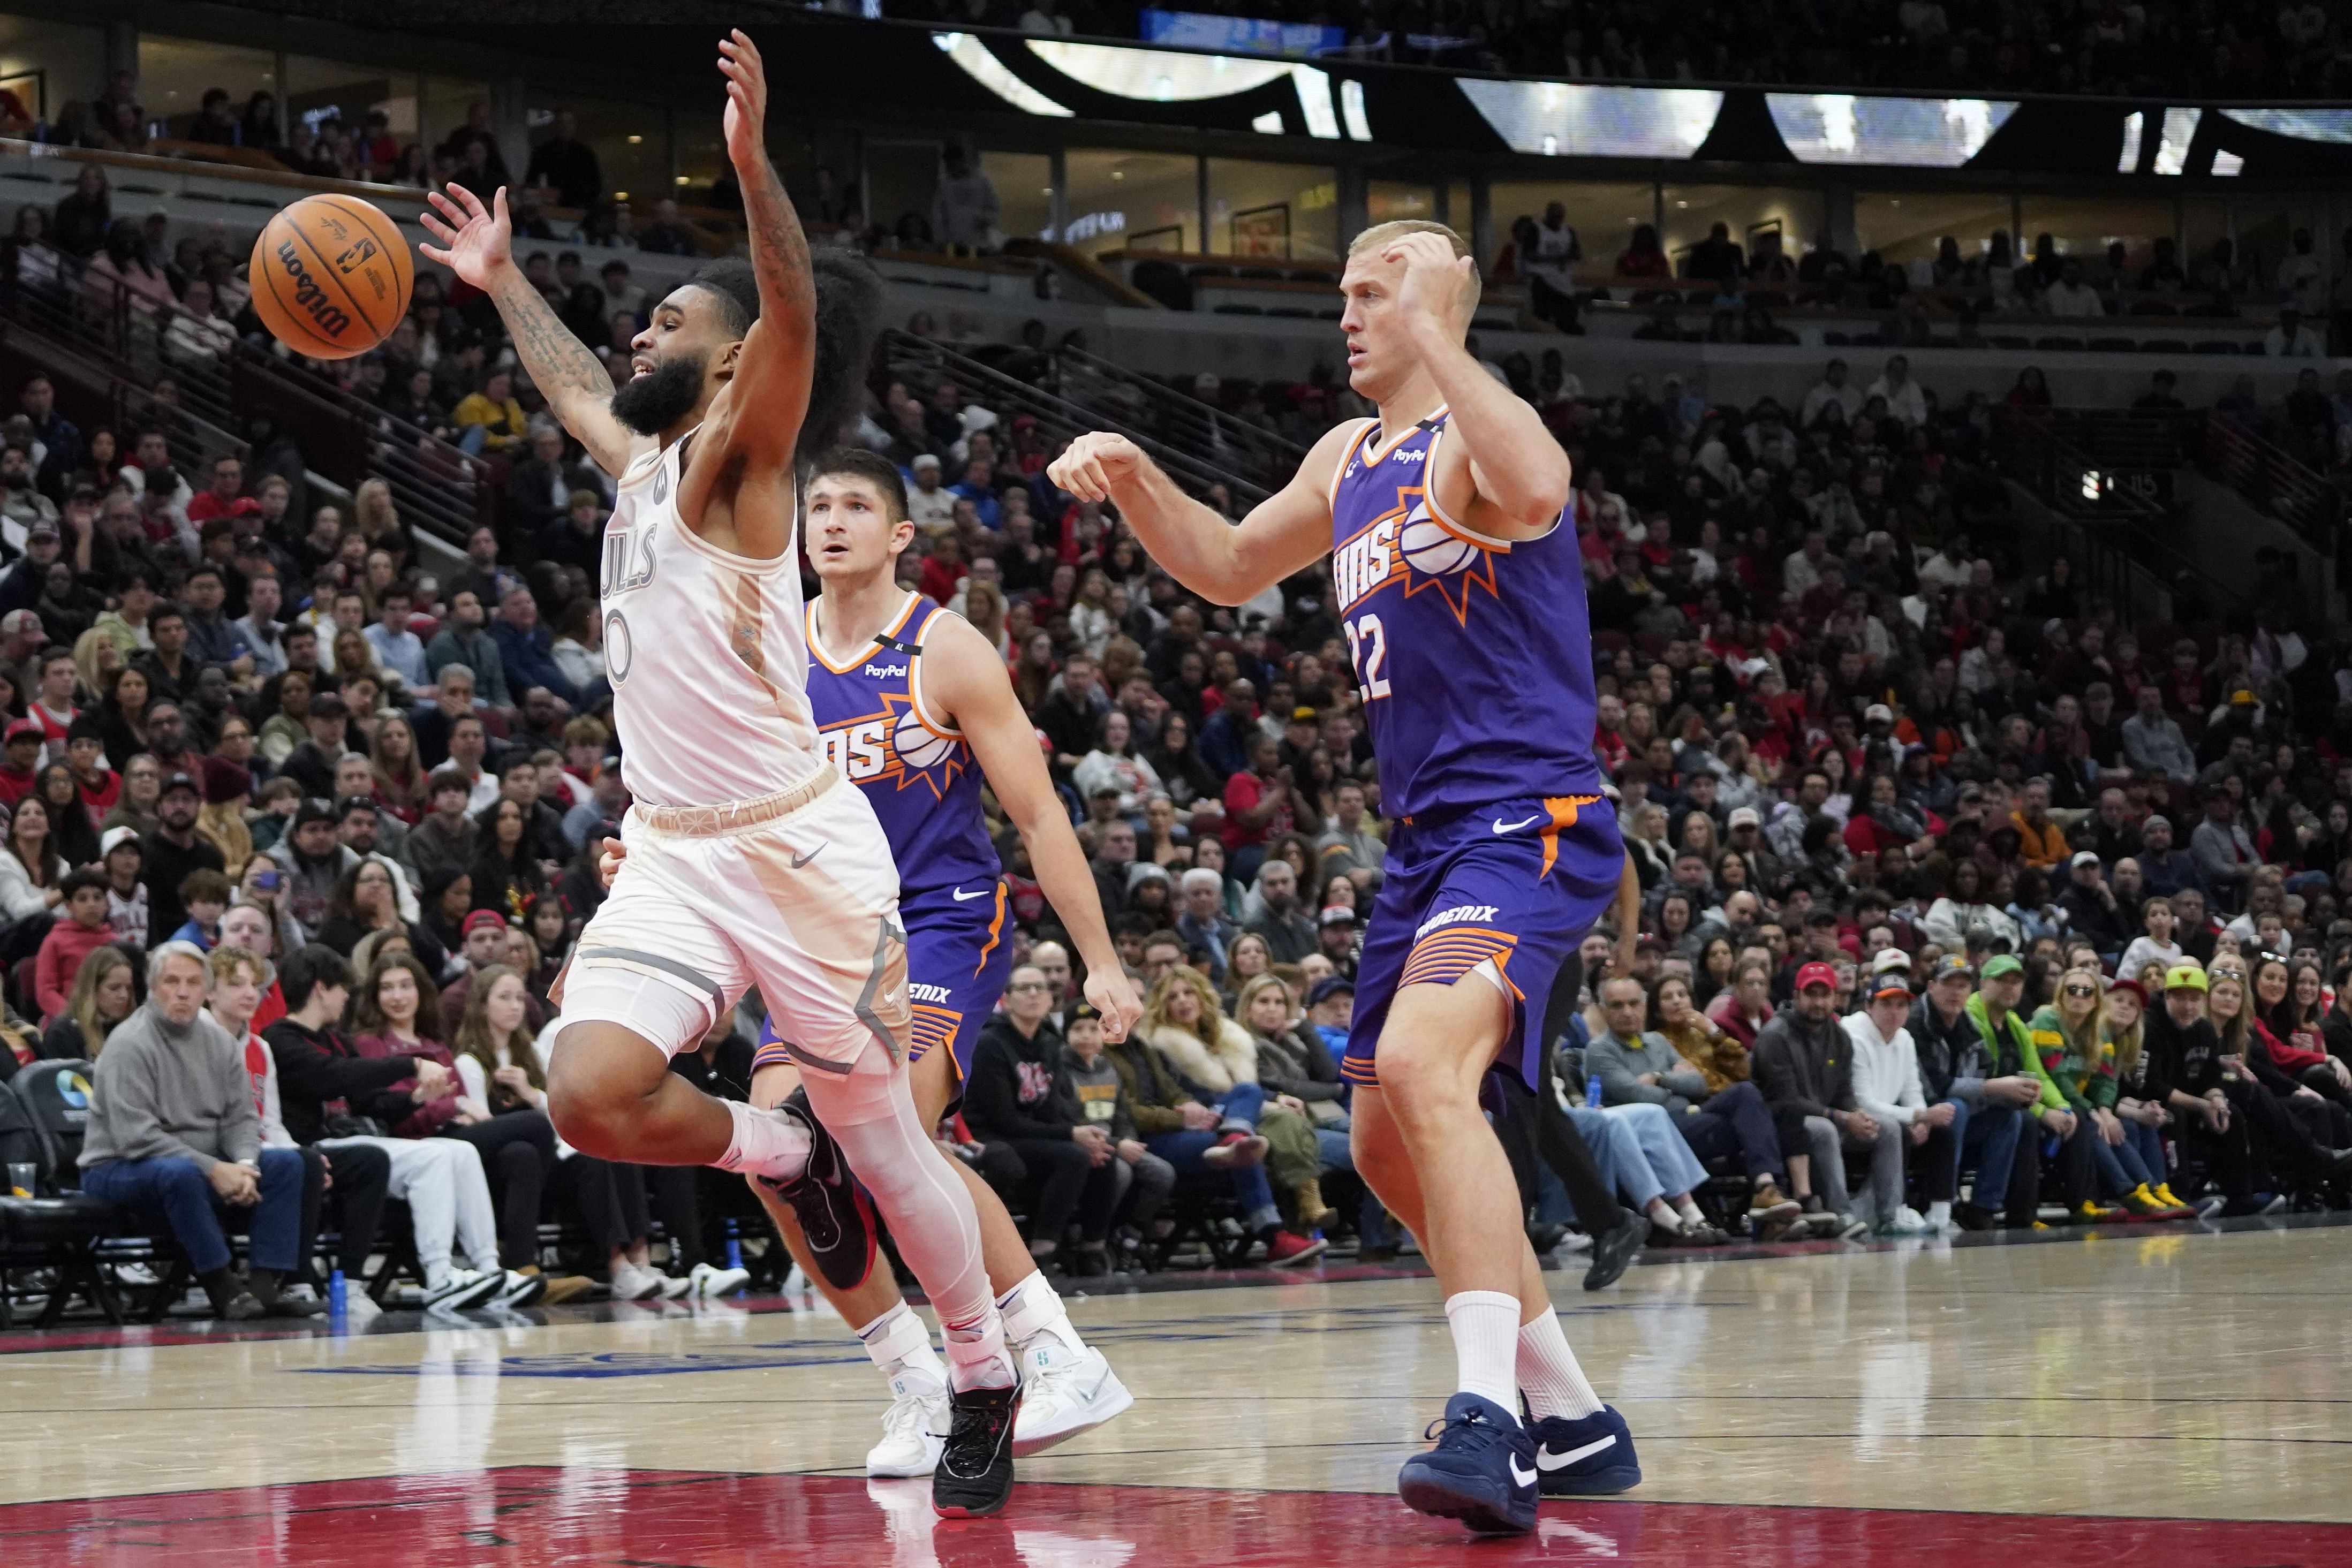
[1,1218,2348,1566]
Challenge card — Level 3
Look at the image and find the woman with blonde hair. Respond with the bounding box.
[39,943,134,1061]
[2100,979,2191,1216]
[352,476,413,560]
[1139,966,1329,1248]
[962,578,1009,658]
[2025,964,2123,1223]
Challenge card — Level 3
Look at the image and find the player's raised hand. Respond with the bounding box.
[1084,965,1144,1043]
[1381,229,1476,334]
[418,184,512,287]
[1047,431,1144,502]
[717,29,770,172]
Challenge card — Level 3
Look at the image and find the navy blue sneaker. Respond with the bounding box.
[1396,1393,1537,1534]
[1526,1404,1643,1496]
[753,1089,878,1291]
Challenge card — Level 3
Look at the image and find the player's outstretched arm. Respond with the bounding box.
[418,184,635,474]
[1047,422,1355,607]
[1383,231,1573,534]
[685,28,813,563]
[922,613,1143,1040]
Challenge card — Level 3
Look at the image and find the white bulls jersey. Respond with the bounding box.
[601,429,825,807]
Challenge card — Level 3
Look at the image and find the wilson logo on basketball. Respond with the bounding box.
[272,239,354,339]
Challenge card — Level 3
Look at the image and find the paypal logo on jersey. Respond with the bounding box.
[864,663,909,680]
[1391,446,1426,464]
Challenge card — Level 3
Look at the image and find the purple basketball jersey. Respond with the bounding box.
[1328,409,1604,821]
[805,594,1000,896]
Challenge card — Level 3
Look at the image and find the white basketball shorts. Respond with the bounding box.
[560,767,912,1072]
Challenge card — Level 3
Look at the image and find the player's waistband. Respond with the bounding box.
[629,767,836,838]
[1395,791,1607,837]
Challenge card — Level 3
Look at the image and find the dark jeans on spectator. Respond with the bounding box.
[1909,1112,1961,1203]
[1001,1135,1120,1246]
[297,1141,391,1287]
[82,1147,306,1275]
[2092,1118,2165,1195]
[551,1153,648,1260]
[1110,1149,1175,1230]
[1958,1100,2025,1214]
[438,1109,554,1268]
[1529,274,1581,332]
[649,1164,765,1272]
[1677,1080,1786,1183]
[1145,1127,1279,1221]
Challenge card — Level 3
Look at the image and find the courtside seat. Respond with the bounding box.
[2,1063,125,1327]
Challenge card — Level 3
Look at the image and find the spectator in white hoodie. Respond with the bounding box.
[1841,966,1950,1234]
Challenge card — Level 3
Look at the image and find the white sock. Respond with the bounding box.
[715,1098,811,1180]
[1444,1290,1522,1412]
[1675,1198,1707,1229]
[1645,1199,1681,1232]
[856,1301,947,1397]
[997,1269,1085,1359]
[1516,1308,1605,1421]
[1926,1200,1952,1228]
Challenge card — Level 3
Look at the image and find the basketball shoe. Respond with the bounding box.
[867,1365,951,1479]
[1012,1339,1132,1457]
[932,1380,1022,1517]
[754,1088,879,1291]
[1395,1392,1538,1534]
[1525,1405,1643,1496]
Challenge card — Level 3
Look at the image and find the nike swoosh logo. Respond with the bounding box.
[951,885,991,902]
[1508,1457,1537,1488]
[1494,814,1541,834]
[790,845,823,868]
[1537,1434,1616,1471]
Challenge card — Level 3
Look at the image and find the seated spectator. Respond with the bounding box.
[1948,954,2074,1226]
[1120,968,1324,1264]
[1751,962,1895,1238]
[1060,999,1174,1244]
[1584,975,1802,1239]
[35,870,118,1025]
[964,964,1121,1276]
[1843,967,1954,1233]
[1235,973,1349,1229]
[167,867,232,950]
[78,942,321,1319]
[39,936,135,1059]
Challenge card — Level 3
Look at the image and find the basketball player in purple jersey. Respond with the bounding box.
[1050,221,1639,1534]
[606,449,1143,1474]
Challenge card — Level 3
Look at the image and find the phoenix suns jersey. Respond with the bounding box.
[1327,408,1606,821]
[805,592,1000,896]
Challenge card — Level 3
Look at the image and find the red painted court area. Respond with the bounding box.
[2,1468,2343,1567]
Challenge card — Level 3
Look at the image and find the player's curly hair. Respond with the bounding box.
[803,247,883,467]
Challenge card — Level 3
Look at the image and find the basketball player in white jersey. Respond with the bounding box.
[607,450,1144,1475]
[420,33,1026,1516]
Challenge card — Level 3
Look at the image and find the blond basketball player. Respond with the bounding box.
[419,33,1025,1517]
[1049,221,1641,1534]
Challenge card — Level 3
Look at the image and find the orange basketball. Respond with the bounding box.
[248,193,413,360]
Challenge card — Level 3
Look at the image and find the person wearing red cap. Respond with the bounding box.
[0,717,43,808]
[438,908,546,1037]
[1751,960,1878,1239]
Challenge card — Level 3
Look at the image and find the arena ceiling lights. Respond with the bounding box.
[935,33,1374,140]
[1764,94,2016,166]
[1456,80,1721,160]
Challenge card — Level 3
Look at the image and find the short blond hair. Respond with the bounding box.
[1346,221,1480,313]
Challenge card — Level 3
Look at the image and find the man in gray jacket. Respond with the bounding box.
[1585,976,1802,1240]
[78,942,320,1320]
[1749,961,1886,1239]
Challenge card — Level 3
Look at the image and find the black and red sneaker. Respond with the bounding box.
[753,1089,879,1291]
[932,1378,1022,1518]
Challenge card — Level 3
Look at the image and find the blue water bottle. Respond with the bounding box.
[328,1266,348,1324]
[724,1218,744,1273]
[1585,1075,1605,1110]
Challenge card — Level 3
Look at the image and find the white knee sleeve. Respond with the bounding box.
[558,958,724,1059]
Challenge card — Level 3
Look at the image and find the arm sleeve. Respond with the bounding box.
[268,1028,416,1110]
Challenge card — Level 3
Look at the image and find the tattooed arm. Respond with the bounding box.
[419,184,638,474]
[678,29,813,560]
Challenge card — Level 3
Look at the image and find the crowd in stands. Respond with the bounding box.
[4,105,2352,1312]
[896,0,2352,99]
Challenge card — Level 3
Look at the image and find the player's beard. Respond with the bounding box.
[610,350,708,436]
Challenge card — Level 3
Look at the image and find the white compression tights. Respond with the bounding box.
[798,1041,1012,1390]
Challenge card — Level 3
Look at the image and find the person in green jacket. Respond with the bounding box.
[1960,955,2093,1226]
[2026,964,2127,1223]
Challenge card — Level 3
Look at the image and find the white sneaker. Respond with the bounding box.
[341,1291,383,1323]
[1880,1206,1932,1236]
[686,1261,750,1298]
[653,1270,693,1300]
[424,1267,503,1311]
[493,1270,548,1307]
[609,1261,666,1301]
[1011,1341,1133,1458]
[865,1372,951,1478]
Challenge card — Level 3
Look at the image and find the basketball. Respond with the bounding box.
[892,706,958,771]
[1398,506,1477,577]
[247,193,413,359]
